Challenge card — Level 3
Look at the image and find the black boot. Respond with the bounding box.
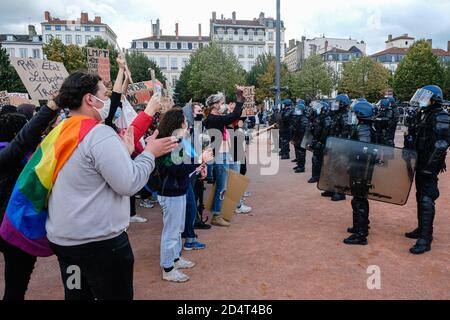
[345,198,369,245]
[321,191,333,197]
[308,177,318,183]
[409,196,435,255]
[331,193,346,202]
[343,233,368,245]
[295,167,305,173]
[280,154,290,160]
[291,159,297,163]
[405,228,420,239]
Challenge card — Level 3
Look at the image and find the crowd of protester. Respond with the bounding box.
[0,56,255,299]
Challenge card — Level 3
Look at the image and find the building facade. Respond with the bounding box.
[321,46,363,76]
[41,11,117,48]
[0,25,43,59]
[283,35,366,72]
[210,11,285,71]
[371,35,450,73]
[130,20,210,87]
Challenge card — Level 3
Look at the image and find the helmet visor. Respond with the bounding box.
[410,89,433,107]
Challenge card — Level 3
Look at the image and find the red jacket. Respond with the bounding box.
[119,112,153,157]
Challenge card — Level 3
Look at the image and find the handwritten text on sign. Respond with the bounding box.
[10,58,69,100]
[87,48,111,83]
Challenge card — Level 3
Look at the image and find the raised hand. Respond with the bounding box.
[145,129,178,157]
[122,126,135,155]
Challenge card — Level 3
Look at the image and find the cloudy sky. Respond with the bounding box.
[1,0,450,54]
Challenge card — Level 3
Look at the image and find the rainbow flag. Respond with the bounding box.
[0,116,98,257]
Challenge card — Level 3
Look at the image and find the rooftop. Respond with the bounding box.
[371,46,450,57]
[0,34,42,43]
[133,35,210,42]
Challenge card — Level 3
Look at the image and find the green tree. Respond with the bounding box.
[174,54,195,104]
[393,40,444,101]
[0,47,26,92]
[255,60,290,102]
[43,38,65,63]
[338,55,390,101]
[246,53,274,86]
[175,42,246,103]
[442,61,450,99]
[290,54,334,100]
[85,37,119,80]
[64,44,86,72]
[125,51,166,83]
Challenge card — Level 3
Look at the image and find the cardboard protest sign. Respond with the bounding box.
[0,91,10,106]
[240,86,256,117]
[10,58,69,101]
[87,47,111,83]
[205,170,250,222]
[126,80,163,106]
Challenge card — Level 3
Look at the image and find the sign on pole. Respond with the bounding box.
[87,47,111,84]
[240,86,256,116]
[10,58,69,101]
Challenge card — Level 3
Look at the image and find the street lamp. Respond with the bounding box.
[275,0,281,108]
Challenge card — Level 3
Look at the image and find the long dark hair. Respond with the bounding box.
[157,107,185,139]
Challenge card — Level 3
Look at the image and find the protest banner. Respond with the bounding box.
[126,80,163,106]
[10,58,69,101]
[240,86,256,117]
[87,47,111,83]
[205,170,250,222]
[0,91,11,106]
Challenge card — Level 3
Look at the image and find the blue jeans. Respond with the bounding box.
[158,195,186,269]
[229,161,244,208]
[182,181,197,243]
[211,153,229,215]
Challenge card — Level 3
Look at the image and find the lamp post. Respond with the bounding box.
[275,0,281,108]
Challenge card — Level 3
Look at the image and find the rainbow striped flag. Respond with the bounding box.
[0,116,98,257]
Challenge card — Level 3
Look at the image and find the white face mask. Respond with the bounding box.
[92,95,111,120]
[219,104,227,114]
[351,113,359,125]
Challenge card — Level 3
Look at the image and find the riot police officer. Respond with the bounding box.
[291,100,309,173]
[308,101,332,183]
[344,101,377,245]
[279,99,294,159]
[374,98,396,146]
[403,105,419,150]
[321,94,352,201]
[405,85,450,254]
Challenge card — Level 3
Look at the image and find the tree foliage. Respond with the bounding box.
[0,47,26,92]
[125,51,166,83]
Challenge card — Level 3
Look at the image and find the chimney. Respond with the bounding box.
[388,34,392,42]
[426,39,432,48]
[28,25,36,38]
[156,19,161,39]
[232,11,236,24]
[94,16,101,24]
[290,39,296,49]
[198,23,202,40]
[44,11,51,21]
[175,23,179,39]
[212,11,216,22]
[81,12,89,24]
[448,40,450,53]
[325,40,329,52]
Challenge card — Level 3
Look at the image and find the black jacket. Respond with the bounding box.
[0,106,58,221]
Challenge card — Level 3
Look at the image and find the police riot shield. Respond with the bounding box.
[301,129,313,150]
[318,137,417,205]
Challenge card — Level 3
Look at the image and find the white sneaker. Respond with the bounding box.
[130,215,148,223]
[235,204,252,214]
[174,257,196,269]
[243,192,251,197]
[162,269,190,282]
[140,199,154,208]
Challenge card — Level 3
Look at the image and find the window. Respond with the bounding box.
[45,34,53,43]
[65,35,72,44]
[171,42,177,49]
[268,32,274,41]
[19,48,28,58]
[160,42,166,49]
[136,41,143,49]
[218,29,224,40]
[248,46,254,58]
[75,26,81,31]
[85,35,91,43]
[391,55,395,63]
[193,43,198,50]
[6,35,14,41]
[171,57,178,70]
[55,34,62,41]
[228,29,234,41]
[45,25,51,31]
[238,29,244,41]
[148,42,154,49]
[258,30,264,41]
[143,42,148,49]
[258,46,264,56]
[6,48,15,57]
[85,26,91,32]
[55,25,62,31]
[182,58,188,68]
[248,30,254,41]
[238,46,244,58]
[182,42,188,50]
[268,45,274,55]
[32,49,40,59]
[76,35,82,44]
[94,26,101,32]
[172,75,178,87]
[159,57,167,69]
[65,25,71,31]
